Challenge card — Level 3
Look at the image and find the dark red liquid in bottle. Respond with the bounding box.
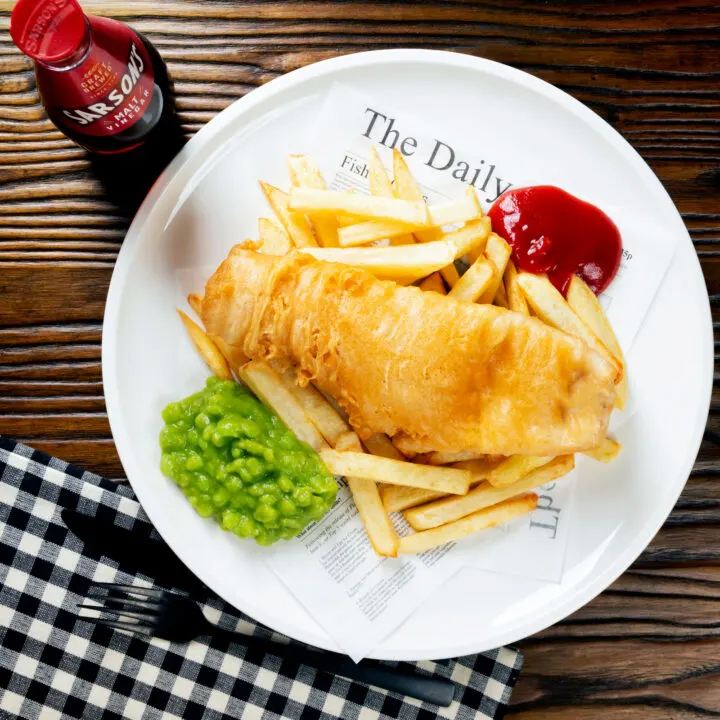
[10,0,175,155]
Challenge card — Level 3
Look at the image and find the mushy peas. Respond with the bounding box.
[159,377,337,546]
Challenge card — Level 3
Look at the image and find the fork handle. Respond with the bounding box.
[210,629,455,706]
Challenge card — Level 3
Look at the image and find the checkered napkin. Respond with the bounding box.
[0,437,523,720]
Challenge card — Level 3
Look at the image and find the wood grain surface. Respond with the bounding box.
[0,1,718,716]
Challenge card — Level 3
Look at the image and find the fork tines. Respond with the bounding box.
[89,582,164,599]
[77,583,163,635]
[77,616,154,635]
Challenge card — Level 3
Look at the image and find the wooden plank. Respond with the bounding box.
[0,265,112,326]
[510,640,720,717]
[25,439,124,480]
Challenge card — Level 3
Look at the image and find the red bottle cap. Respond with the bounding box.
[10,0,86,63]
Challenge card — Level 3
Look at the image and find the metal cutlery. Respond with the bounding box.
[77,582,455,707]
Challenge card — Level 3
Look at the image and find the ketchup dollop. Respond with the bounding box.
[488,186,622,296]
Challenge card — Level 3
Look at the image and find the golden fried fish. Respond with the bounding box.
[200,248,616,456]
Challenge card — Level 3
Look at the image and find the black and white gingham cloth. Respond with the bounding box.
[0,437,523,719]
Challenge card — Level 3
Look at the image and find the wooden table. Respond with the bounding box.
[1,2,718,716]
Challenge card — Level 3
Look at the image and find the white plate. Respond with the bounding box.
[103,50,713,660]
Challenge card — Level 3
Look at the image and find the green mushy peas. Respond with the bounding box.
[159,376,337,546]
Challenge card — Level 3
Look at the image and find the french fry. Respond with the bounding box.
[335,213,360,228]
[420,451,486,466]
[452,455,506,486]
[325,428,400,556]
[187,293,203,317]
[448,256,496,303]
[504,260,528,315]
[286,154,325,189]
[285,155,339,248]
[320,450,472,495]
[399,494,539,554]
[567,274,627,409]
[437,220,488,288]
[320,396,409,464]
[405,455,574,531]
[211,334,247,374]
[443,218,492,258]
[485,454,555,488]
[336,219,414,247]
[239,238,263,251]
[334,188,360,227]
[239,360,327,452]
[316,392,408,459]
[517,272,622,380]
[270,363,351,447]
[494,279,509,308]
[363,433,406,460]
[336,220,414,247]
[300,241,457,285]
[428,188,482,227]
[337,193,482,247]
[316,388,350,420]
[477,234,512,303]
[440,263,461,288]
[177,310,233,381]
[477,231,510,267]
[464,186,482,217]
[392,149,454,247]
[583,436,621,463]
[368,147,414,246]
[258,217,293,255]
[381,485,448,513]
[334,430,364,452]
[435,218,492,288]
[434,186,483,264]
[347,476,400,556]
[392,148,424,203]
[368,146,395,196]
[390,434,420,458]
[418,272,446,294]
[290,188,430,226]
[392,437,414,459]
[452,456,506,473]
[316,422,403,555]
[260,182,317,248]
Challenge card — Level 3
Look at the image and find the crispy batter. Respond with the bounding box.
[201,248,616,456]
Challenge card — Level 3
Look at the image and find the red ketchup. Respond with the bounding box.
[488,186,622,296]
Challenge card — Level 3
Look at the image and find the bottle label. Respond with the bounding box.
[40,16,155,138]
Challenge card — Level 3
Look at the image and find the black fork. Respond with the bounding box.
[78,583,456,707]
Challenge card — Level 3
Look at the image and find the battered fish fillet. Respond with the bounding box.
[200,248,616,456]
